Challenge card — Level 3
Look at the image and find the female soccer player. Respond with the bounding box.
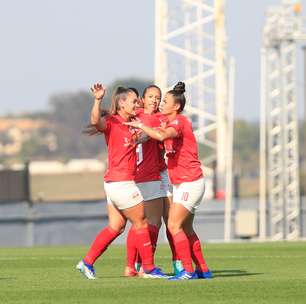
[76,84,167,279]
[125,82,212,280]
[124,85,165,276]
[125,85,183,276]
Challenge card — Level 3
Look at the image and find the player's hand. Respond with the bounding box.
[91,83,106,101]
[124,121,143,129]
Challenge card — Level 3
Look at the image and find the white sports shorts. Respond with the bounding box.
[137,180,165,201]
[160,169,173,197]
[104,181,144,210]
[172,177,205,214]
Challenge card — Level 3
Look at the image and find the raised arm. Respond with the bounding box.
[90,83,107,131]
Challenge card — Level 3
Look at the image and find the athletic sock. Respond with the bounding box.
[126,225,138,269]
[172,230,194,273]
[133,224,159,268]
[135,226,155,272]
[188,233,209,272]
[166,227,179,261]
[84,226,120,265]
[149,224,159,253]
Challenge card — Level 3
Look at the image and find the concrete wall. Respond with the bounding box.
[0,198,305,247]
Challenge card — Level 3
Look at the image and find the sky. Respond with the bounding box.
[0,0,305,120]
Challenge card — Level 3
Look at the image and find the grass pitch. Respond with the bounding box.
[0,242,305,304]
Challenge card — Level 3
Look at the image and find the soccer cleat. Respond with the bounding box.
[142,267,169,279]
[76,260,96,280]
[196,269,212,279]
[172,260,184,275]
[168,270,198,281]
[124,266,138,277]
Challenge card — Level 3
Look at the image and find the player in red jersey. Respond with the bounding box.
[76,84,167,279]
[125,85,166,276]
[125,82,212,280]
[125,85,182,276]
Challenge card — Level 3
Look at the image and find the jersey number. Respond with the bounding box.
[136,144,143,166]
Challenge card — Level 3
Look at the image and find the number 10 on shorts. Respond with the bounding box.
[181,192,189,201]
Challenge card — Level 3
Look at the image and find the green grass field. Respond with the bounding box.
[0,242,306,304]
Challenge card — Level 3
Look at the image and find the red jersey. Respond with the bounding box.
[102,114,138,182]
[135,109,161,183]
[165,114,203,184]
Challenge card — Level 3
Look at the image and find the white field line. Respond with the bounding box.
[0,255,304,261]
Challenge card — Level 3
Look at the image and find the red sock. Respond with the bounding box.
[84,226,120,265]
[149,224,159,253]
[135,227,155,272]
[126,225,138,269]
[188,233,209,272]
[172,230,194,273]
[166,228,179,261]
[134,224,159,266]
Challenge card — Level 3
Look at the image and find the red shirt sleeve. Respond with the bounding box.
[102,115,112,134]
[167,118,183,136]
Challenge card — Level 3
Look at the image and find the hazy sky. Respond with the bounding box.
[0,0,305,119]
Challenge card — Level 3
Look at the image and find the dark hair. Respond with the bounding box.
[168,82,186,112]
[128,87,139,98]
[142,85,162,98]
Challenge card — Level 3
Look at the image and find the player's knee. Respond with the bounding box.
[167,220,181,235]
[133,218,148,230]
[109,221,126,234]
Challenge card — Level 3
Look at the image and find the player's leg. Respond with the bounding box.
[132,197,163,274]
[167,178,206,280]
[125,224,139,276]
[183,214,212,279]
[167,202,196,278]
[122,202,168,278]
[160,169,183,274]
[130,181,164,273]
[163,195,183,274]
[77,203,126,279]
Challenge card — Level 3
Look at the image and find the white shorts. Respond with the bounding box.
[104,181,144,210]
[172,177,205,214]
[137,180,165,201]
[160,169,173,197]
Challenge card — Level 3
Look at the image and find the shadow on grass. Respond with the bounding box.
[211,269,263,278]
[0,277,15,280]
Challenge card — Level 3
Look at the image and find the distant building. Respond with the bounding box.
[0,118,57,156]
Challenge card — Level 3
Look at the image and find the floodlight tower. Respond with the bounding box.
[155,0,229,195]
[260,1,306,240]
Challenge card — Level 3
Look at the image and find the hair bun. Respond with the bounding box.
[173,82,185,94]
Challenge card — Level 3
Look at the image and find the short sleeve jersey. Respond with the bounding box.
[102,114,137,182]
[135,109,161,183]
[165,114,203,184]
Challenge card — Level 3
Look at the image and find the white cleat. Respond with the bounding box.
[76,260,96,280]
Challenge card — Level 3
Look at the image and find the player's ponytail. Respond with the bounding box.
[167,81,186,112]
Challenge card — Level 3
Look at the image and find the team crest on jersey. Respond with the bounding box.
[123,137,131,147]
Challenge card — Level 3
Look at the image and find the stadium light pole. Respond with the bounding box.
[224,57,235,242]
[260,0,306,240]
[154,0,230,193]
[259,47,267,240]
